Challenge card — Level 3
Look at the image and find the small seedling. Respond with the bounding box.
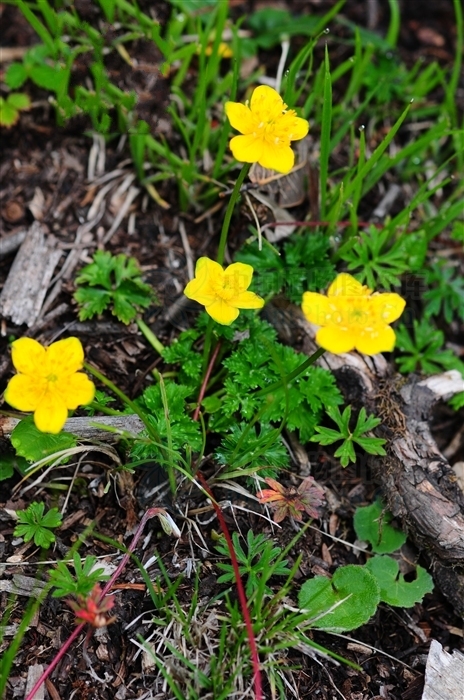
[311,405,386,467]
[215,529,291,597]
[14,502,62,548]
[49,553,110,598]
[74,250,157,324]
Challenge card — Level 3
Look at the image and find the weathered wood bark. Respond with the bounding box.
[264,302,464,617]
[0,415,145,442]
[422,640,464,700]
[0,222,62,326]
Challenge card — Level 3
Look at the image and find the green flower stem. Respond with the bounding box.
[216,162,251,265]
[136,318,164,355]
[84,362,159,444]
[254,347,326,398]
[87,401,122,417]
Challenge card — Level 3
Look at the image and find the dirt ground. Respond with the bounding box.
[1,1,463,699]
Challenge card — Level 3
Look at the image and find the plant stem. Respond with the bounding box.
[216,162,251,265]
[201,317,214,373]
[136,318,164,355]
[84,362,160,444]
[193,341,221,421]
[254,347,326,398]
[197,474,263,700]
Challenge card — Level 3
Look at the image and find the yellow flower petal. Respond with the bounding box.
[250,85,285,116]
[224,262,253,293]
[278,113,310,140]
[328,273,371,298]
[301,292,332,326]
[206,299,240,325]
[355,324,396,355]
[224,101,255,134]
[184,257,220,304]
[229,133,264,164]
[47,337,84,375]
[316,326,355,354]
[258,142,294,173]
[371,293,406,324]
[4,373,46,411]
[11,338,46,375]
[34,392,69,433]
[231,290,265,309]
[56,372,95,409]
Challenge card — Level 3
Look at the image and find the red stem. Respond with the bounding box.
[193,341,221,421]
[197,473,263,700]
[25,507,165,700]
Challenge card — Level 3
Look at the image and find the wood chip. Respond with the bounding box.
[24,664,45,700]
[0,574,47,597]
[422,640,464,700]
[0,222,62,326]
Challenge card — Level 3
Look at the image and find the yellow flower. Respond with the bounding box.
[204,42,233,58]
[4,337,95,433]
[225,85,309,174]
[184,257,264,325]
[301,273,406,355]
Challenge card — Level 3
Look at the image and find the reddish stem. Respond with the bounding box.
[197,473,263,700]
[193,340,221,421]
[25,507,165,700]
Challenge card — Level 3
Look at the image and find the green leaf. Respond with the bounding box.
[74,287,111,320]
[30,64,66,92]
[5,62,28,89]
[10,416,77,462]
[7,93,31,110]
[299,565,380,632]
[0,98,19,127]
[366,555,434,607]
[0,453,30,480]
[354,500,407,553]
[311,405,385,467]
[14,501,62,548]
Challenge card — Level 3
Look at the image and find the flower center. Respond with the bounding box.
[211,276,237,302]
[46,373,59,383]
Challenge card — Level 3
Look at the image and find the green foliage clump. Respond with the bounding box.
[214,423,289,480]
[210,317,342,442]
[162,329,203,387]
[49,553,110,598]
[130,381,202,463]
[236,231,335,302]
[215,530,290,597]
[74,250,157,324]
[423,260,464,324]
[395,319,464,375]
